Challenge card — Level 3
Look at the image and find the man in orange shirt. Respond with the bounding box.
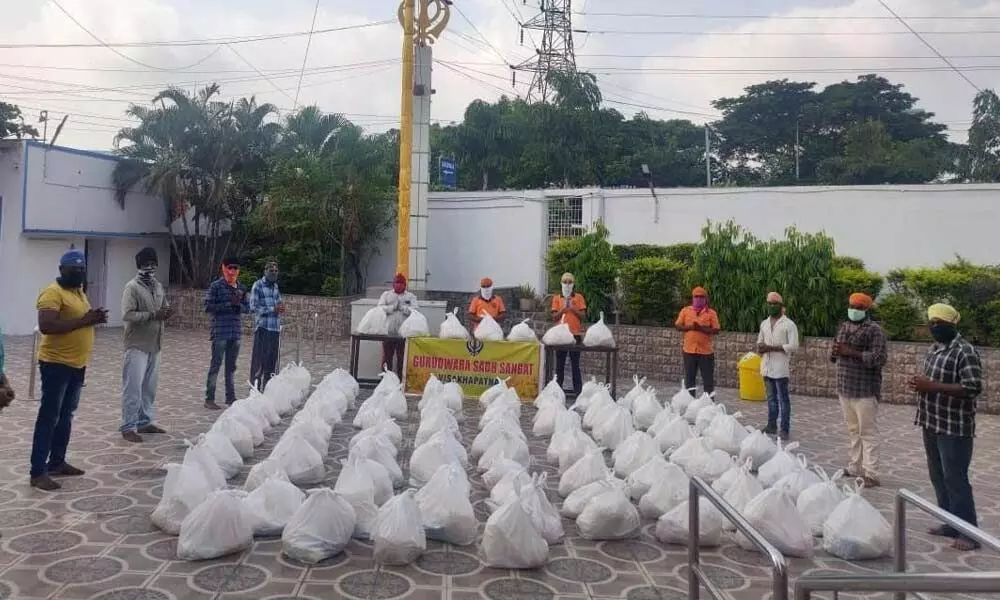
[468,277,506,333]
[551,272,587,396]
[675,286,721,396]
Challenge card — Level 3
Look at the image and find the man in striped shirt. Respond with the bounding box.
[910,303,984,551]
[249,261,284,390]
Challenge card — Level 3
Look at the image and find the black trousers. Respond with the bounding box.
[555,337,583,395]
[923,427,978,537]
[249,329,280,390]
[683,352,716,394]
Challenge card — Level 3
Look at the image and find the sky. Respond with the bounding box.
[3,0,1000,150]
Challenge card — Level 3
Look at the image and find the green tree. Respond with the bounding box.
[0,101,39,139]
[962,89,1000,182]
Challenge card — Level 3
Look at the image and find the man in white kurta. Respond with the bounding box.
[757,291,800,440]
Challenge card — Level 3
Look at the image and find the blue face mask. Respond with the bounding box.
[848,309,867,322]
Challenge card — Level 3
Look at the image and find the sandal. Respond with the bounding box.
[952,536,982,552]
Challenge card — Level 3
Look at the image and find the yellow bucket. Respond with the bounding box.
[738,352,766,402]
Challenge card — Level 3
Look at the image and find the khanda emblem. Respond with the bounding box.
[398,0,451,45]
[466,337,484,357]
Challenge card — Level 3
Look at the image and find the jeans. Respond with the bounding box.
[555,341,582,395]
[764,377,791,433]
[249,329,280,390]
[206,338,240,404]
[922,427,978,536]
[683,352,716,394]
[381,340,405,378]
[121,348,160,432]
[30,362,85,478]
[839,396,880,478]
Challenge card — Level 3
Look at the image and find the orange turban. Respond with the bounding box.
[692,286,708,297]
[480,277,493,288]
[849,293,874,309]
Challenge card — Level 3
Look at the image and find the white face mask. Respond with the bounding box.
[848,308,867,322]
[561,283,574,297]
[481,287,493,300]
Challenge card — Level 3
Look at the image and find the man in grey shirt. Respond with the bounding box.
[120,247,172,443]
[377,273,418,377]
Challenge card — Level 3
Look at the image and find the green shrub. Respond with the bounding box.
[833,256,866,270]
[662,243,697,267]
[614,244,668,262]
[833,267,884,302]
[619,258,688,325]
[872,293,921,341]
[545,221,618,320]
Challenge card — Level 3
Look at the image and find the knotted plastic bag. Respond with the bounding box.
[244,458,289,493]
[373,491,426,566]
[704,411,749,456]
[739,429,778,470]
[670,385,696,415]
[683,393,714,424]
[619,375,648,412]
[182,440,227,491]
[561,471,624,518]
[282,488,357,564]
[178,490,254,560]
[272,432,326,486]
[152,462,213,535]
[245,475,306,537]
[399,309,430,337]
[507,318,538,342]
[772,455,822,502]
[559,447,608,497]
[577,486,641,540]
[478,377,509,408]
[480,488,549,569]
[210,415,255,459]
[519,473,564,545]
[583,311,615,347]
[822,481,892,560]
[656,497,726,547]
[638,463,690,519]
[593,404,634,451]
[655,415,694,454]
[631,389,662,431]
[541,316,575,346]
[626,455,673,500]
[738,487,814,558]
[358,306,389,335]
[797,467,847,536]
[475,312,504,342]
[439,308,470,339]
[416,464,477,546]
[197,431,243,480]
[757,441,801,488]
[612,431,659,478]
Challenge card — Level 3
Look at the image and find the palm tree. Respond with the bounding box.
[280,105,352,156]
[112,84,278,286]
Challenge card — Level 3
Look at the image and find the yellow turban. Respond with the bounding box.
[928,303,960,324]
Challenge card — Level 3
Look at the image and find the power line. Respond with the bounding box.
[50,0,222,71]
[225,45,296,103]
[452,3,512,66]
[574,27,1000,36]
[574,53,1000,60]
[877,0,981,93]
[0,20,394,49]
[294,0,323,108]
[572,11,1000,21]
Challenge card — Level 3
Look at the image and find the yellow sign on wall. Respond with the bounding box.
[404,338,542,400]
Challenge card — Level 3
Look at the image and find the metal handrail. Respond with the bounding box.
[689,476,789,600]
[794,488,1000,600]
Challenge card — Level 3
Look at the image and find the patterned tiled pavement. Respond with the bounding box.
[0,328,998,600]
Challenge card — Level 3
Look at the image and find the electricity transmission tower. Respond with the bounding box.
[512,0,576,103]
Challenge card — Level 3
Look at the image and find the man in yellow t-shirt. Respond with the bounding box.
[29,249,107,491]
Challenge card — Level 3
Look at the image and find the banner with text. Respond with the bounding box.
[404,338,542,400]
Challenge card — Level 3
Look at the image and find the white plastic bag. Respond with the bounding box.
[182,441,227,491]
[684,393,714,424]
[670,386,696,415]
[350,436,403,486]
[655,415,694,454]
[334,463,379,540]
[507,318,538,342]
[478,428,530,473]
[569,378,602,413]
[282,488,357,564]
[583,389,615,429]
[797,467,847,537]
[337,453,392,508]
[416,464,477,546]
[475,312,504,342]
[518,473,564,545]
[739,429,778,470]
[472,416,522,459]
[647,407,676,439]
[638,464,690,520]
[656,497,726,547]
[739,488,814,558]
[583,311,615,347]
[757,441,801,488]
[612,431,659,478]
[324,368,360,403]
[422,374,444,401]
[354,404,391,430]
[773,456,822,502]
[557,429,600,474]
[489,468,532,509]
[483,456,526,490]
[712,457,743,496]
[228,403,267,443]
[197,431,243,480]
[541,318,575,346]
[619,375,647,412]
[561,472,620,518]
[439,308,470,339]
[532,403,566,437]
[822,482,892,560]
[632,389,662,431]
[480,489,549,569]
[366,418,403,449]
[151,462,213,535]
[245,458,288,493]
[177,490,254,560]
[558,447,608,497]
[378,386,408,420]
[594,405,634,451]
[415,407,461,448]
[537,375,567,408]
[694,403,725,436]
[669,436,712,473]
[399,309,430,338]
[478,377,509,408]
[577,486,641,540]
[285,419,333,458]
[626,455,673,500]
[722,463,764,516]
[210,417,254,459]
[705,412,749,456]
[349,428,399,459]
[245,476,306,537]
[688,448,733,483]
[410,433,464,487]
[358,306,390,335]
[373,491,426,565]
[272,433,326,486]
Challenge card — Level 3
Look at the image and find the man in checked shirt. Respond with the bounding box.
[910,303,983,551]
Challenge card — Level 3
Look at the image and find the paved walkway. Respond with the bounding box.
[0,329,997,600]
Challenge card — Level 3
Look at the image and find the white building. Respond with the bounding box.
[0,141,170,335]
[366,184,1000,294]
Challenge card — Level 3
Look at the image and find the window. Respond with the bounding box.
[547,196,583,241]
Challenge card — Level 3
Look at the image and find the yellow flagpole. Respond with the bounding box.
[396,0,416,278]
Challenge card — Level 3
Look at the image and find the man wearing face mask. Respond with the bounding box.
[249,261,284,390]
[551,273,587,396]
[30,249,108,490]
[378,273,418,377]
[757,292,799,440]
[675,287,721,396]
[204,257,250,409]
[831,292,887,488]
[120,247,171,443]
[909,304,983,551]
[468,277,506,333]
